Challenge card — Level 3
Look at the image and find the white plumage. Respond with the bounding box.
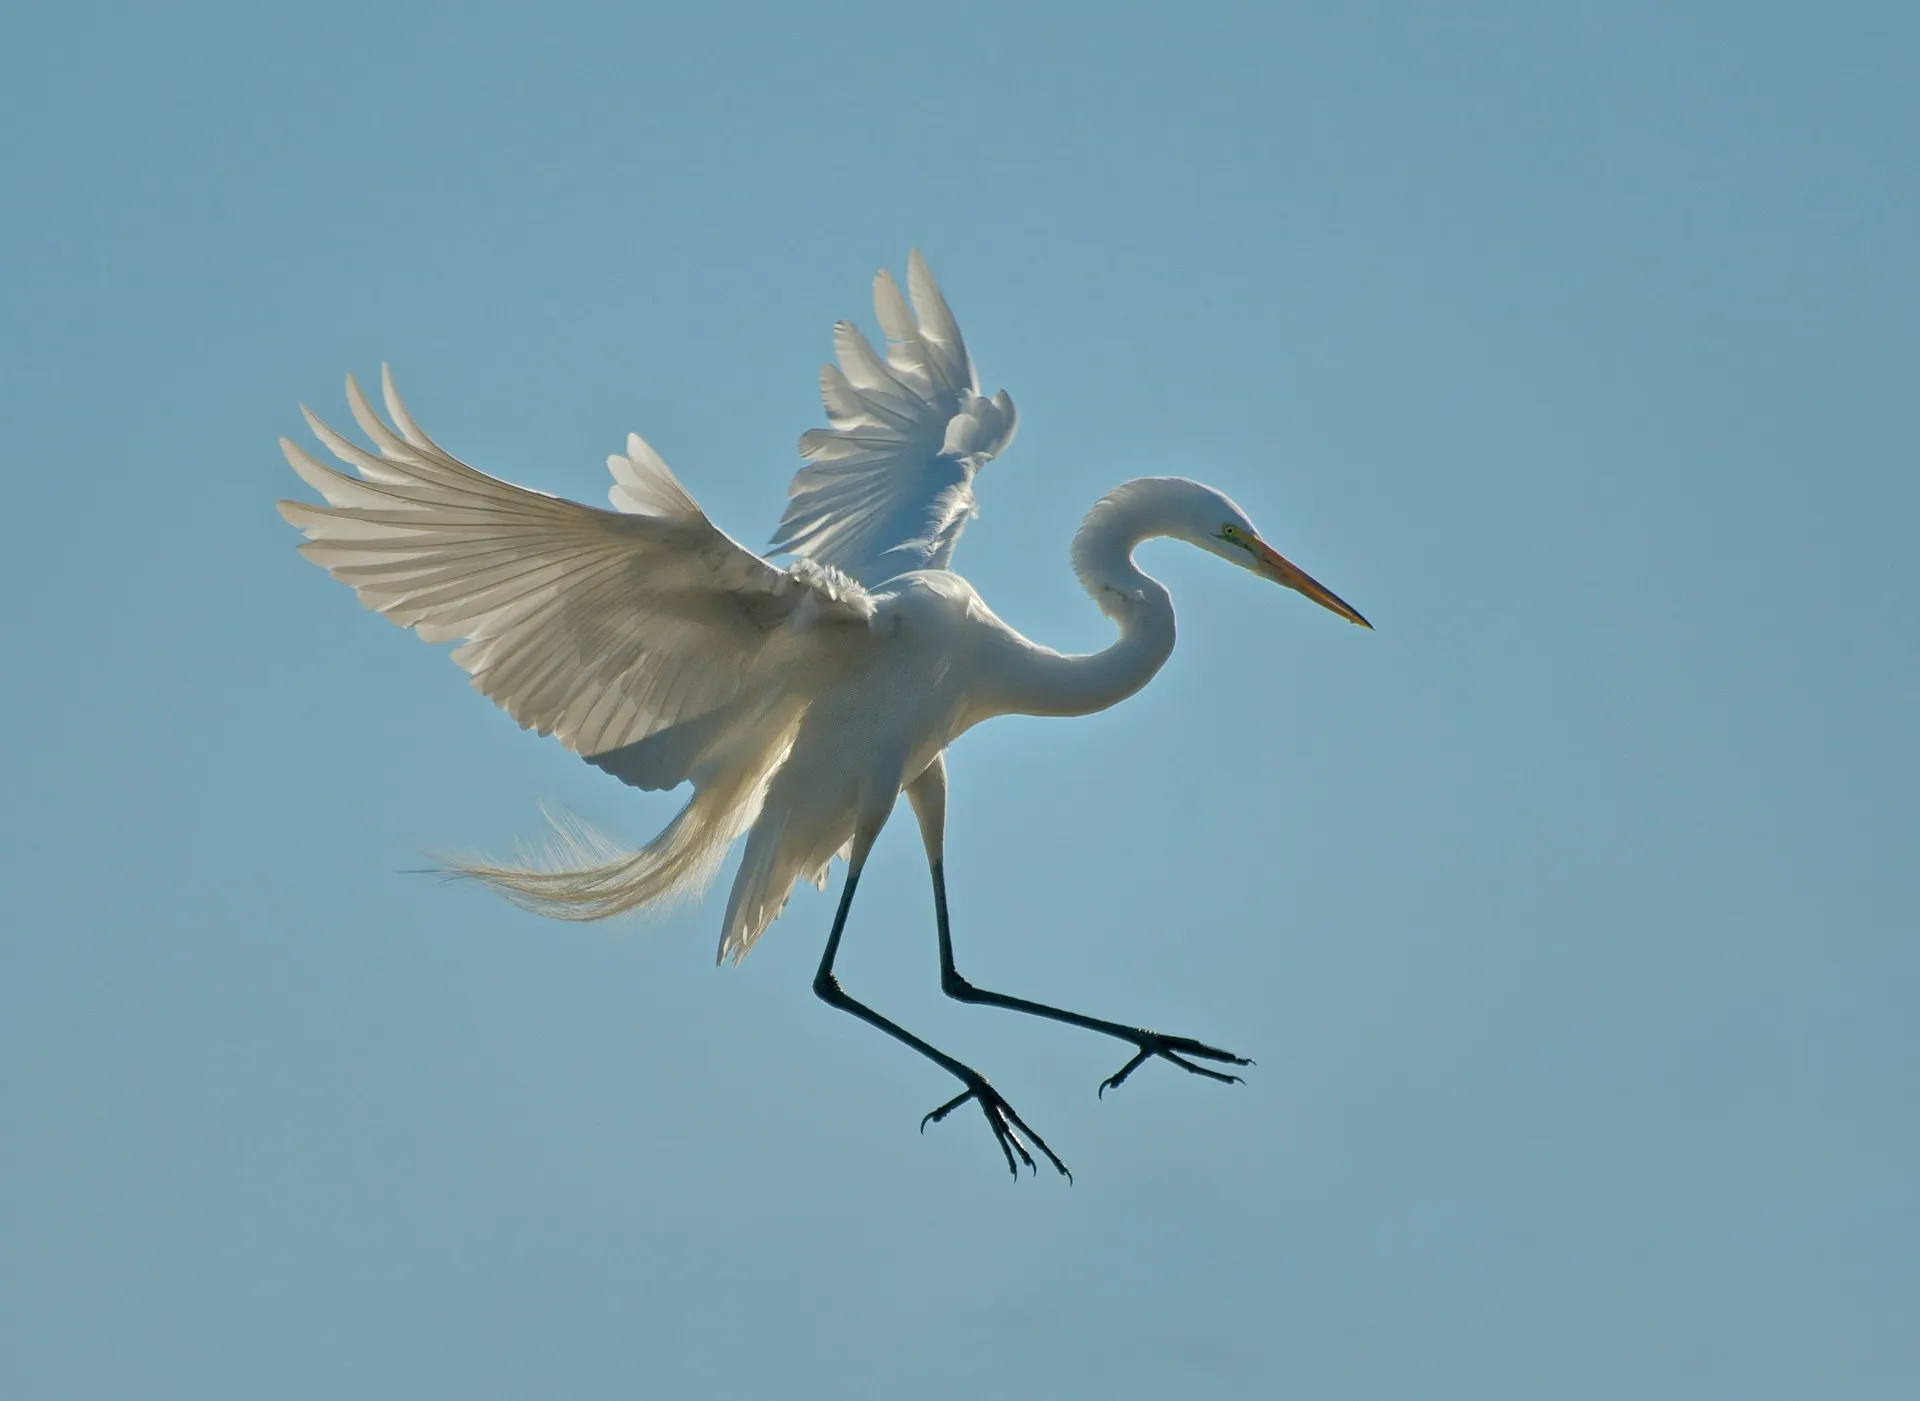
[279,252,1370,1176]
[770,250,1017,586]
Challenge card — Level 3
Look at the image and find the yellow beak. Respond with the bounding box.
[1251,537,1372,629]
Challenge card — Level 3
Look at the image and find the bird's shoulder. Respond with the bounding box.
[865,568,996,635]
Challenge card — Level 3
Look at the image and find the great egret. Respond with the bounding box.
[279,252,1369,1177]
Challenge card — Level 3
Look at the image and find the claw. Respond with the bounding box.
[919,1077,1071,1182]
[1098,1032,1253,1096]
[920,1088,972,1133]
[1098,1047,1153,1097]
[1161,1049,1245,1083]
[1004,1126,1036,1177]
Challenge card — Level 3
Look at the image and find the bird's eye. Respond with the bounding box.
[1221,524,1238,540]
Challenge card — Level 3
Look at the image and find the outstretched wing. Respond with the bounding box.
[768,250,1017,587]
[278,367,874,774]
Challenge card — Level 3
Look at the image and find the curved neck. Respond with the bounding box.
[991,484,1182,719]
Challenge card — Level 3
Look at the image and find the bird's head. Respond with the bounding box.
[1166,480,1372,629]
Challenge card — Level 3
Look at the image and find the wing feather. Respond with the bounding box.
[279,370,874,769]
[768,251,1017,587]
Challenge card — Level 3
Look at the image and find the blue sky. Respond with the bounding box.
[3,2,1915,1396]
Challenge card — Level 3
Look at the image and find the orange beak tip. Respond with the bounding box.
[1253,537,1370,631]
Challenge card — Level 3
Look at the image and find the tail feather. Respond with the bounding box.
[445,700,801,923]
[716,788,855,965]
[445,789,744,922]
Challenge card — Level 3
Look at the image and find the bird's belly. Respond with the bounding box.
[799,647,963,792]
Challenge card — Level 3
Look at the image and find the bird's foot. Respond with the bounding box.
[1098,1032,1252,1097]
[921,1075,1071,1182]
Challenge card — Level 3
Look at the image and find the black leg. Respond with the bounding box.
[928,859,1253,1095]
[814,863,1069,1180]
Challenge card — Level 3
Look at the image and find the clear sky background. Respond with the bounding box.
[3,2,1915,1397]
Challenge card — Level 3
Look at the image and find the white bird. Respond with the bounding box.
[278,252,1370,1177]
